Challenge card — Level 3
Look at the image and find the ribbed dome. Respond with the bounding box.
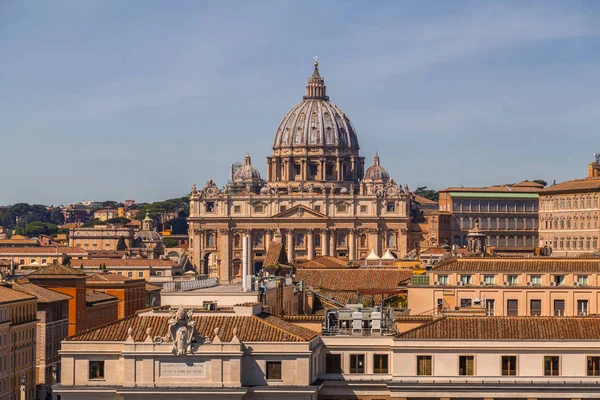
[364,153,389,182]
[234,153,261,182]
[272,61,359,151]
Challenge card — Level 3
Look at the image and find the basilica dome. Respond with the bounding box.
[234,152,261,182]
[364,153,389,182]
[272,61,360,152]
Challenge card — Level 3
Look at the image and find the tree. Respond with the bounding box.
[533,179,547,187]
[413,186,439,202]
[106,217,131,225]
[163,238,179,248]
[116,236,128,251]
[82,219,107,228]
[22,221,58,237]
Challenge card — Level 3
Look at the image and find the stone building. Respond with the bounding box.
[0,285,37,400]
[69,225,136,251]
[538,158,600,256]
[188,61,412,281]
[10,281,70,400]
[438,181,543,249]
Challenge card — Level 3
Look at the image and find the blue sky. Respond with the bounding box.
[1,1,599,205]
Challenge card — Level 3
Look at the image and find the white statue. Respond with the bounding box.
[167,307,197,356]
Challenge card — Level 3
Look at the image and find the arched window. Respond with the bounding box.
[387,232,395,247]
[206,232,215,248]
[233,234,241,248]
[516,236,524,246]
[359,234,367,248]
[525,236,533,247]
[480,218,488,229]
[499,218,506,230]
[337,231,347,247]
[490,236,497,246]
[507,236,515,247]
[296,232,305,247]
[499,236,506,246]
[314,233,321,247]
[453,235,461,245]
[516,218,524,230]
[490,218,497,229]
[566,219,571,229]
[254,232,264,247]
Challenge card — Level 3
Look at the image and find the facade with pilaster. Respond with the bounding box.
[188,61,411,281]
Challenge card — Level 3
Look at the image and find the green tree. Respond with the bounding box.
[106,217,131,225]
[413,186,439,202]
[163,238,179,248]
[23,221,58,237]
[533,179,547,187]
[116,236,128,251]
[82,219,107,228]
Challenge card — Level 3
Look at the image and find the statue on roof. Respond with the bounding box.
[167,307,197,356]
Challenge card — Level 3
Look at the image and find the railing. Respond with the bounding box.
[162,277,219,292]
[411,275,430,285]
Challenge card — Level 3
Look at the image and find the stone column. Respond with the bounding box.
[302,159,307,181]
[286,230,294,263]
[247,230,253,275]
[219,229,231,283]
[368,229,380,258]
[348,229,356,261]
[265,230,272,249]
[329,230,336,257]
[307,229,315,260]
[322,231,329,256]
[336,159,341,180]
[193,227,203,274]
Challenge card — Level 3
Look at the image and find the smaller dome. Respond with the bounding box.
[234,152,261,182]
[364,153,390,182]
[135,231,162,242]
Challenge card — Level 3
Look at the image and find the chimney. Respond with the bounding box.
[588,162,600,178]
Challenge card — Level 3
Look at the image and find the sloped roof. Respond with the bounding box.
[312,288,394,307]
[441,181,544,194]
[0,285,36,303]
[66,311,318,342]
[71,259,177,268]
[297,256,349,269]
[0,246,87,255]
[398,316,600,340]
[432,257,600,273]
[86,273,133,282]
[542,177,600,194]
[11,282,71,303]
[85,290,119,305]
[294,268,411,290]
[263,241,288,268]
[29,262,87,278]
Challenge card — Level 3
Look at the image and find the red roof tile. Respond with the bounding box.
[294,268,411,290]
[0,246,87,254]
[432,257,600,273]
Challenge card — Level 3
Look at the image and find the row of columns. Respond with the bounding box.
[267,156,363,182]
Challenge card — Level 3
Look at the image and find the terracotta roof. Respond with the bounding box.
[412,194,438,205]
[398,316,600,340]
[432,257,600,273]
[312,288,394,306]
[263,241,288,267]
[297,256,350,269]
[420,248,447,255]
[282,315,324,322]
[145,283,161,292]
[0,285,36,303]
[86,290,119,305]
[66,311,318,342]
[441,181,544,194]
[29,262,87,278]
[71,259,177,268]
[542,177,600,194]
[0,246,87,254]
[295,268,412,290]
[0,239,39,246]
[86,273,134,282]
[11,282,71,303]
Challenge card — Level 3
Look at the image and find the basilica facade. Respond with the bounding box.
[188,61,411,280]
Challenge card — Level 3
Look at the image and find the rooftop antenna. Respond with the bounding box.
[461,175,464,188]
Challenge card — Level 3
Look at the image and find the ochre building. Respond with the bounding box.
[188,62,411,280]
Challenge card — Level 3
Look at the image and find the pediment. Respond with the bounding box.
[272,205,328,219]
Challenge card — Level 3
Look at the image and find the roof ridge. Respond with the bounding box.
[397,316,445,338]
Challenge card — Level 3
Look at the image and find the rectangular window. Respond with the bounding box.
[507,275,519,285]
[325,354,342,373]
[578,275,589,285]
[89,361,105,379]
[360,205,367,213]
[460,298,472,308]
[205,202,215,212]
[459,355,474,376]
[483,274,495,285]
[507,299,519,316]
[416,355,432,376]
[438,275,448,285]
[314,205,321,213]
[138,272,143,278]
[460,275,472,285]
[387,202,396,212]
[554,275,565,285]
[127,271,133,278]
[233,205,241,214]
[266,361,282,380]
[349,354,365,373]
[501,356,517,376]
[280,205,287,212]
[337,204,347,213]
[485,299,495,316]
[530,299,542,316]
[254,205,264,213]
[530,275,542,285]
[544,356,559,376]
[588,356,600,376]
[554,300,565,316]
[373,354,389,374]
[578,300,589,316]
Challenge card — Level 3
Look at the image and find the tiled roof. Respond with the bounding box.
[0,239,39,246]
[145,283,161,292]
[294,268,412,290]
[397,316,600,340]
[441,181,544,194]
[412,194,438,205]
[282,315,324,322]
[0,246,87,254]
[29,262,87,278]
[11,282,71,303]
[263,241,288,267]
[86,273,133,282]
[0,285,36,303]
[86,290,119,305]
[312,288,394,307]
[432,257,600,273]
[297,256,350,269]
[87,250,129,258]
[66,311,318,342]
[73,259,177,267]
[542,177,600,194]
